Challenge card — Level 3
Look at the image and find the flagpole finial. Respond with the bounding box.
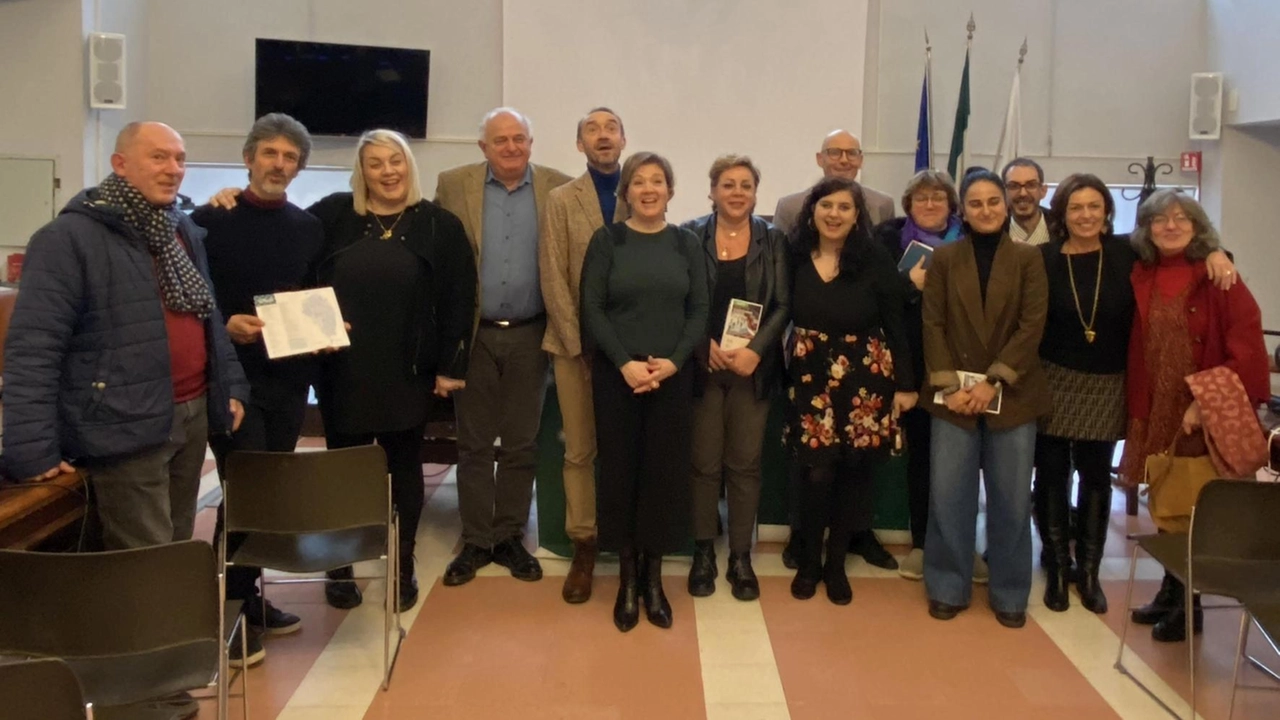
[924,27,931,50]
[967,13,976,40]
[1019,37,1028,65]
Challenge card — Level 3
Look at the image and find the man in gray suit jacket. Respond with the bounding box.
[773,128,900,572]
[435,108,572,587]
[772,129,895,236]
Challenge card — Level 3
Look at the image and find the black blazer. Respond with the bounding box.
[873,217,926,392]
[681,213,791,400]
[308,192,477,381]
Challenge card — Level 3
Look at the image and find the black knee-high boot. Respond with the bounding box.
[614,547,640,632]
[1036,478,1073,612]
[1075,483,1111,614]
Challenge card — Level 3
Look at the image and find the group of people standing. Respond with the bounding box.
[4,104,1269,683]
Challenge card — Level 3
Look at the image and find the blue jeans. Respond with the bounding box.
[924,416,1036,613]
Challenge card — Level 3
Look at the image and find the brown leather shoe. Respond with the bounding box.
[562,538,597,604]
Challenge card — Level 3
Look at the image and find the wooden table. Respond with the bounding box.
[0,470,87,549]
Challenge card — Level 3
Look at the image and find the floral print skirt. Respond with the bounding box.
[784,326,900,465]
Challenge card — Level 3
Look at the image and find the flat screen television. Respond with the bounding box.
[255,39,430,139]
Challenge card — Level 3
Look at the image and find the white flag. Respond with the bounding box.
[992,68,1021,173]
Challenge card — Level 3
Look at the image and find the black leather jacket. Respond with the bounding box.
[680,213,791,400]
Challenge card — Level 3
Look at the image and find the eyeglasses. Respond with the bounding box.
[823,148,863,160]
[1151,214,1193,228]
[911,194,949,207]
[1005,181,1042,193]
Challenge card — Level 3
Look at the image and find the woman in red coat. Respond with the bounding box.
[1120,189,1269,643]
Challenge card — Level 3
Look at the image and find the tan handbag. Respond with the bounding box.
[1144,434,1219,533]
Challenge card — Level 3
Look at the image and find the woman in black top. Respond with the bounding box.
[680,155,790,602]
[1036,174,1235,616]
[581,151,709,632]
[785,177,918,605]
[309,130,476,613]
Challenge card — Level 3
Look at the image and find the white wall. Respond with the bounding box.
[143,0,504,197]
[860,0,1209,203]
[1207,0,1280,126]
[0,0,90,206]
[503,0,868,223]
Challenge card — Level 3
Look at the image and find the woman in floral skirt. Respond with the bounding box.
[784,176,918,605]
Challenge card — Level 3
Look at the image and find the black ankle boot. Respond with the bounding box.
[823,561,853,605]
[613,548,640,632]
[1132,571,1179,625]
[687,540,717,597]
[726,552,760,601]
[398,547,419,611]
[642,553,672,628]
[1153,590,1203,642]
[1036,476,1072,613]
[1075,484,1111,614]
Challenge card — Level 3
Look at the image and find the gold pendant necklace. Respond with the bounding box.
[1065,244,1103,343]
[373,209,406,239]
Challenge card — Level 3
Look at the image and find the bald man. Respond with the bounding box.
[3,122,249,556]
[771,130,896,235]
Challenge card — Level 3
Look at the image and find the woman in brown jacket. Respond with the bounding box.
[921,169,1050,629]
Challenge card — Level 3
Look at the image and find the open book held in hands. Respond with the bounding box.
[254,287,351,359]
[720,298,764,351]
[897,240,935,273]
[933,370,1003,415]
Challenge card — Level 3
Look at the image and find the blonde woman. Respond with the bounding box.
[208,129,476,612]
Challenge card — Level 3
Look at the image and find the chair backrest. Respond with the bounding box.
[1190,479,1280,564]
[0,658,89,720]
[223,446,390,534]
[0,540,218,703]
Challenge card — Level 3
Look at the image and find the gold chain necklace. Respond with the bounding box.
[373,209,407,239]
[1065,243,1103,343]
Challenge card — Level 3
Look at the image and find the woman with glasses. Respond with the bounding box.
[1119,190,1264,642]
[872,170,988,583]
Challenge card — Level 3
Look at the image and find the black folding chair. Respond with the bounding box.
[222,445,403,689]
[0,657,93,720]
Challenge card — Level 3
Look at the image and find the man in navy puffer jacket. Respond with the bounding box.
[2,122,249,551]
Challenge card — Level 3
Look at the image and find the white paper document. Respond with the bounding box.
[720,298,764,351]
[254,287,350,359]
[933,370,1003,415]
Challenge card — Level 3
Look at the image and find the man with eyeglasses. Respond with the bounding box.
[1002,157,1050,245]
[772,129,895,237]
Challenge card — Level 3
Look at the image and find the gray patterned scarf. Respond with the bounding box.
[97,173,214,318]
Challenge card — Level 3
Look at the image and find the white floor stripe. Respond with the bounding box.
[695,536,792,720]
[276,468,461,719]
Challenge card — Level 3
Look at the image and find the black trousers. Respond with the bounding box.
[327,424,428,562]
[211,385,310,603]
[903,407,933,549]
[593,353,694,555]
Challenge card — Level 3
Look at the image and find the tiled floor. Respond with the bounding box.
[185,462,1280,720]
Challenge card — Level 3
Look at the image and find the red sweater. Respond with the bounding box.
[1127,254,1269,421]
[160,235,208,402]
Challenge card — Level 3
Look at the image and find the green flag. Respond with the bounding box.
[947,48,970,180]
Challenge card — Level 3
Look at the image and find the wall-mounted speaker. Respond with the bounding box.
[88,32,126,109]
[1189,72,1223,141]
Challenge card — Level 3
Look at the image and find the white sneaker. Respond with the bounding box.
[973,554,990,584]
[898,548,925,580]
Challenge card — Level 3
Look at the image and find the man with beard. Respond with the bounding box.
[192,113,325,667]
[539,107,628,603]
[1003,157,1050,245]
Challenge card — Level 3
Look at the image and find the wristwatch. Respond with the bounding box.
[984,376,1004,391]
